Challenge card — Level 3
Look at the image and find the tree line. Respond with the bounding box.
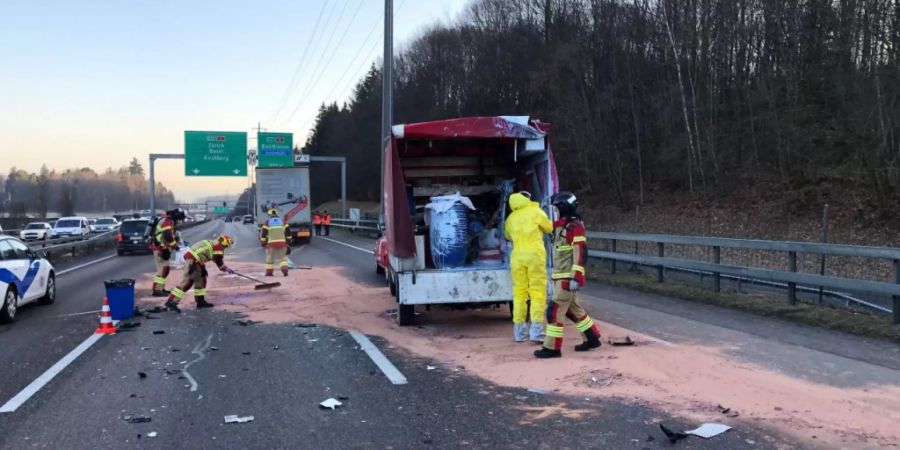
[304,0,900,217]
[1,158,176,217]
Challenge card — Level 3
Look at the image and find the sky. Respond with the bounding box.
[0,0,469,201]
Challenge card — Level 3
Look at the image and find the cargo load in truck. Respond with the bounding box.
[376,116,557,325]
[255,166,312,245]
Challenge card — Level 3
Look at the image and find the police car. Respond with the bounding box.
[0,235,56,322]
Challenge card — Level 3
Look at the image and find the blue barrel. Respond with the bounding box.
[105,279,135,320]
[429,202,468,268]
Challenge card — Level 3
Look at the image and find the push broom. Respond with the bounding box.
[230,269,282,290]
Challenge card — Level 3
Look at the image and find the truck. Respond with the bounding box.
[255,166,312,245]
[377,116,557,325]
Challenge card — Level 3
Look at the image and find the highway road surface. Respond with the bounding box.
[0,220,897,449]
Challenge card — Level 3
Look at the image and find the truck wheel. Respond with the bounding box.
[397,304,415,326]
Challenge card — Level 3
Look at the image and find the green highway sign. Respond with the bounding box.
[214,206,230,214]
[257,132,293,168]
[184,131,248,176]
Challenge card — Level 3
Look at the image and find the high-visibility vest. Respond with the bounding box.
[313,214,322,225]
[187,240,218,264]
[324,214,332,225]
[263,217,287,246]
[155,218,176,248]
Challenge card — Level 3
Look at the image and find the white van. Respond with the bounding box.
[51,216,91,239]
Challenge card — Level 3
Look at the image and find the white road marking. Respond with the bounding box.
[57,254,118,276]
[0,331,108,413]
[318,237,374,255]
[54,309,101,318]
[182,333,214,392]
[349,331,408,385]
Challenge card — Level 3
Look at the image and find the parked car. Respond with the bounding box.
[51,216,91,239]
[0,235,56,322]
[117,218,151,256]
[19,222,52,241]
[242,214,254,224]
[90,217,120,233]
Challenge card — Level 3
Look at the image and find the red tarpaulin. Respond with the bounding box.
[392,116,546,141]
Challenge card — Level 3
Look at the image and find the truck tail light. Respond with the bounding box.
[117,232,123,242]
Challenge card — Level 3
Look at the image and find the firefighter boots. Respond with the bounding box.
[574,329,601,352]
[195,297,214,309]
[533,348,562,359]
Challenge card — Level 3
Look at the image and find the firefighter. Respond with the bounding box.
[260,208,291,277]
[164,234,234,313]
[535,191,601,358]
[323,210,332,236]
[313,211,322,236]
[151,209,183,297]
[504,191,553,343]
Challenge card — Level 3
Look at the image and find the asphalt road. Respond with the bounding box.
[0,221,804,449]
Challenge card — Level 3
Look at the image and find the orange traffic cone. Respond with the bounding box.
[95,297,116,335]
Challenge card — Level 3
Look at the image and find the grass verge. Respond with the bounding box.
[588,267,900,343]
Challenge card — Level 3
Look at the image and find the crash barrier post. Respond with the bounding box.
[587,231,900,323]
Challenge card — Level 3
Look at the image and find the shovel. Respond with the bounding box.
[230,270,281,290]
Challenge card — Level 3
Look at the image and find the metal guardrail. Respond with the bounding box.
[28,230,118,258]
[329,218,379,232]
[586,231,900,324]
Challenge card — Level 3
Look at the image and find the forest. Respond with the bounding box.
[304,0,900,218]
[1,158,176,217]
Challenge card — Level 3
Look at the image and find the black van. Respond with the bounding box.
[117,219,151,256]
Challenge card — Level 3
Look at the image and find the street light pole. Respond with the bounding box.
[380,0,393,225]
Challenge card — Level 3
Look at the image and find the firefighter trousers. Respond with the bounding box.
[265,247,289,275]
[153,251,171,291]
[168,262,207,304]
[542,281,601,351]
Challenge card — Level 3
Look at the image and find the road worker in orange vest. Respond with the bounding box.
[313,211,323,236]
[260,208,291,276]
[323,210,332,236]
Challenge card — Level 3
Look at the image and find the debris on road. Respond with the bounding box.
[717,404,740,418]
[234,320,256,326]
[426,365,436,371]
[319,398,343,410]
[224,415,255,424]
[526,388,548,395]
[295,323,317,328]
[272,345,279,350]
[124,415,152,424]
[242,351,251,356]
[152,330,165,335]
[147,432,158,438]
[608,336,635,346]
[210,346,219,351]
[686,423,732,439]
[138,372,147,379]
[659,424,689,443]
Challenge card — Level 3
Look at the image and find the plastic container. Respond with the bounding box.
[104,279,135,320]
[428,202,469,268]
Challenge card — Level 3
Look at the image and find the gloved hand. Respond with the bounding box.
[223,267,234,274]
[568,280,581,292]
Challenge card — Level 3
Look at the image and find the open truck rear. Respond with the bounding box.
[380,116,557,325]
[255,165,312,245]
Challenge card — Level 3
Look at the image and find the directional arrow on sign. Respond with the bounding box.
[233,168,240,174]
[192,168,200,174]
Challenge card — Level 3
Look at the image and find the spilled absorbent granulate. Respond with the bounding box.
[135,263,900,449]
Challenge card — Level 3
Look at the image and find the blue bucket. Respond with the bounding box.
[105,279,135,320]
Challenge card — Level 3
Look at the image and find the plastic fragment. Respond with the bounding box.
[224,415,254,424]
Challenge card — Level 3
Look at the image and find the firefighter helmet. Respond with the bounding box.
[267,208,278,217]
[218,234,234,249]
[551,191,578,217]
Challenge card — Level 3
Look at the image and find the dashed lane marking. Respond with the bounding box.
[57,254,118,276]
[318,237,374,255]
[349,331,408,385]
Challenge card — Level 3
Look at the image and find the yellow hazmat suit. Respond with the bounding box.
[504,193,553,330]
